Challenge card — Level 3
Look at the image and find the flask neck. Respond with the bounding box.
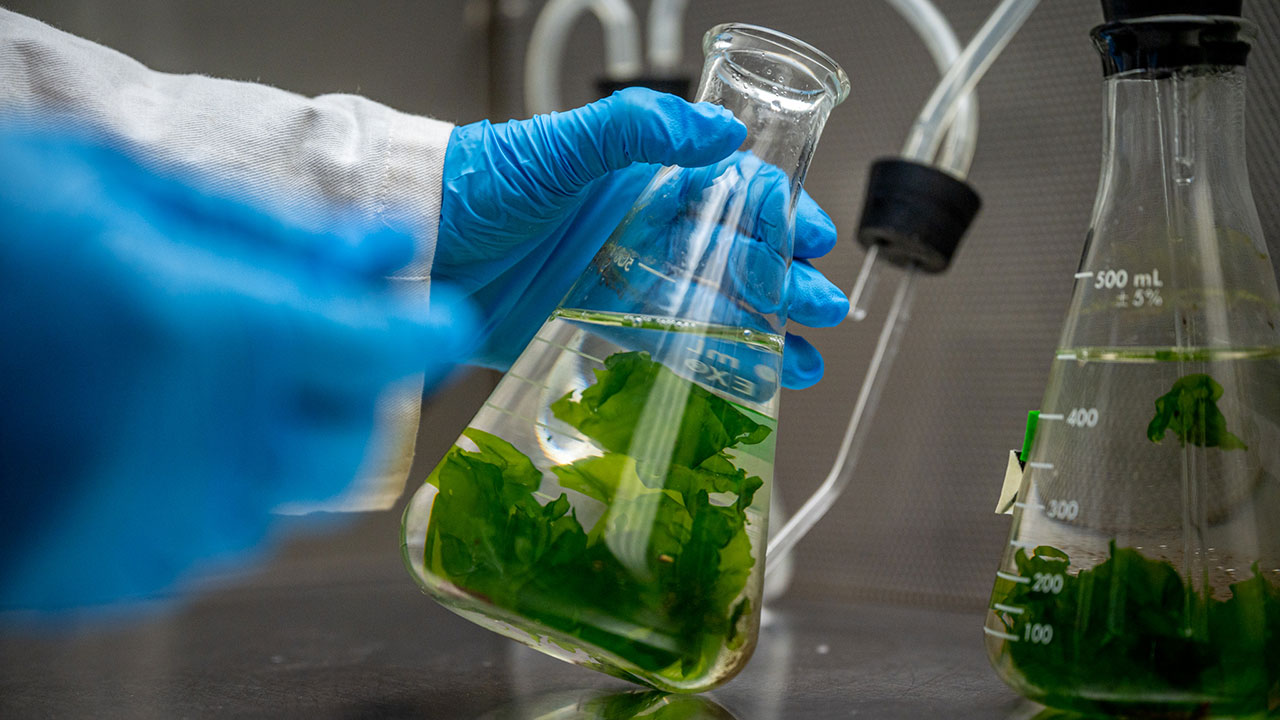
[1097,66,1252,213]
[1068,61,1280,351]
[693,67,834,194]
[697,24,848,199]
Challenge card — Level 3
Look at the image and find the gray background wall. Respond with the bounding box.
[6,0,1279,611]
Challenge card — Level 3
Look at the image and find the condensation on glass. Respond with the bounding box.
[402,24,848,692]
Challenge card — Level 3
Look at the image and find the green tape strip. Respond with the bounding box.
[1020,410,1040,464]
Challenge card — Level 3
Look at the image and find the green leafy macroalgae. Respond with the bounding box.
[421,352,772,688]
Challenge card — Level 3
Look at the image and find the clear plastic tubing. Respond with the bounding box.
[883,0,979,178]
[767,0,1042,573]
[525,0,643,116]
[847,0,981,320]
[901,0,1040,168]
[851,0,1037,315]
[647,0,691,73]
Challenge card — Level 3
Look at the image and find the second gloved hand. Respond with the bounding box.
[435,88,848,388]
[0,130,478,612]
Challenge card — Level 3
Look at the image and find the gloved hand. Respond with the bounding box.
[0,130,478,612]
[436,88,848,388]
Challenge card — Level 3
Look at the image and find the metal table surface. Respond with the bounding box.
[0,512,1047,719]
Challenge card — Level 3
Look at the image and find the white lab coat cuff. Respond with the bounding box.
[381,111,453,286]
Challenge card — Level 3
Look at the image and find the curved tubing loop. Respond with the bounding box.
[883,0,979,178]
[647,0,691,74]
[526,0,643,116]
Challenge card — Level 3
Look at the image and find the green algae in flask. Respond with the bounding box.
[401,23,848,692]
[985,3,1280,716]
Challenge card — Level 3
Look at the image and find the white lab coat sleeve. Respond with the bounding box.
[0,8,453,282]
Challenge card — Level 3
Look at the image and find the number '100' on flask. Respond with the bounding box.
[401,23,849,692]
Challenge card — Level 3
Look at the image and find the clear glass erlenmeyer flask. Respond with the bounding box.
[985,6,1280,716]
[402,24,848,692]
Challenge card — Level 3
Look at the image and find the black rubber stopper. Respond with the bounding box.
[1101,0,1242,22]
[597,76,693,100]
[1092,4,1252,76]
[856,158,981,274]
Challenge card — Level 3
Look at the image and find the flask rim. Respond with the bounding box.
[702,23,850,106]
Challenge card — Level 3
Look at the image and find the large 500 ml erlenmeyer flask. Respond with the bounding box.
[402,24,848,692]
[985,2,1280,716]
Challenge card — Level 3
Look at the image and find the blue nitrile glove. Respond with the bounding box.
[0,129,478,613]
[436,87,848,388]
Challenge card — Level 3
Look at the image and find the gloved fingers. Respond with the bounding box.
[264,409,392,508]
[603,152,838,266]
[546,87,748,191]
[258,286,478,514]
[623,153,788,276]
[690,154,836,263]
[590,216,781,328]
[196,272,475,585]
[121,226,474,436]
[715,160,836,261]
[668,154,838,268]
[786,259,850,328]
[419,285,483,389]
[289,224,420,280]
[794,189,839,260]
[781,332,825,390]
[278,282,480,403]
[159,189,419,282]
[724,226,789,317]
[738,156,793,251]
[112,184,478,399]
[656,151,788,245]
[181,280,479,529]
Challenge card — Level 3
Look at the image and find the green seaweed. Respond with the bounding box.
[1147,373,1248,450]
[991,543,1280,715]
[991,369,1276,714]
[422,351,771,687]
